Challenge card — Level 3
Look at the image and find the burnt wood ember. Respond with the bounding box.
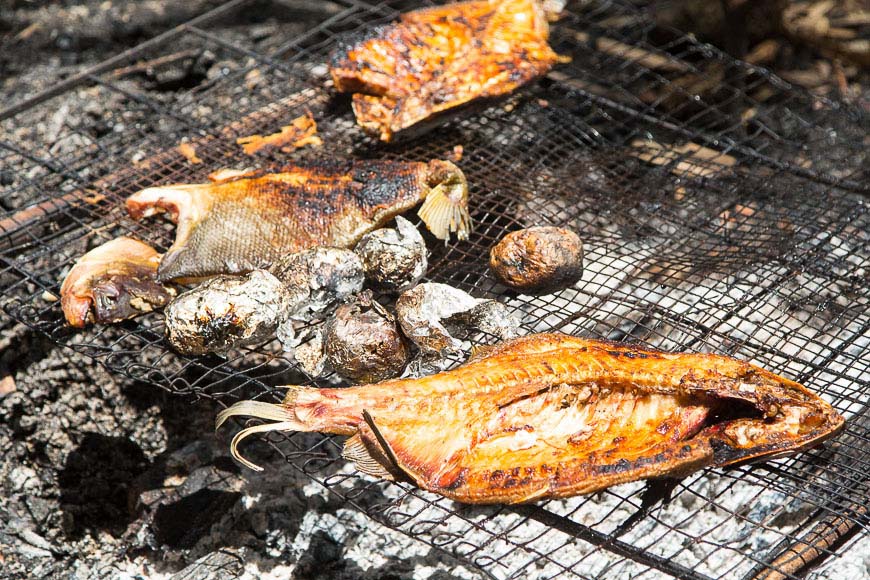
[1,0,868,579]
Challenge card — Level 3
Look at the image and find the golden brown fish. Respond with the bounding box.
[60,237,175,327]
[217,333,844,504]
[126,159,470,282]
[330,0,562,141]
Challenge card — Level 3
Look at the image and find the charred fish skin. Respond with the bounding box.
[330,0,560,142]
[217,333,844,504]
[60,237,175,327]
[127,159,471,282]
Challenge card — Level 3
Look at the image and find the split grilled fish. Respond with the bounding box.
[60,237,175,327]
[126,159,470,281]
[217,333,844,504]
[330,0,562,141]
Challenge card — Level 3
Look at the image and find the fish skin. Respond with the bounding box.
[60,237,175,327]
[330,0,561,141]
[217,333,845,504]
[126,159,469,282]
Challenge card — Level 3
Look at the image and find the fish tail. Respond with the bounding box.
[419,160,472,241]
[215,396,310,472]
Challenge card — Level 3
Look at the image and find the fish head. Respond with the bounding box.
[663,364,846,468]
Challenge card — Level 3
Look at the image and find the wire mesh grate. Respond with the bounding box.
[1,0,868,578]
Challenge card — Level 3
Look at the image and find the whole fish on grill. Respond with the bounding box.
[330,0,563,141]
[126,159,471,281]
[60,237,176,327]
[217,333,844,504]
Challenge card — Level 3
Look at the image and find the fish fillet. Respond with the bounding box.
[217,333,844,504]
[126,159,470,281]
[330,0,562,141]
[60,237,175,327]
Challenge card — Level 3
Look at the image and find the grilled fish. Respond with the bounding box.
[217,333,844,504]
[60,237,175,327]
[126,159,470,282]
[330,0,562,141]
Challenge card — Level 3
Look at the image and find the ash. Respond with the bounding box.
[0,319,484,580]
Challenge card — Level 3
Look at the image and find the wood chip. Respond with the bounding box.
[744,40,781,66]
[0,376,16,396]
[14,22,42,42]
[177,142,202,164]
[573,31,691,73]
[630,139,737,179]
[450,145,464,163]
[236,111,322,155]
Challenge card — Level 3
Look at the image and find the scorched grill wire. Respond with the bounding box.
[1,0,868,579]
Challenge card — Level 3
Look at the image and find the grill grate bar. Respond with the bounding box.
[510,504,715,580]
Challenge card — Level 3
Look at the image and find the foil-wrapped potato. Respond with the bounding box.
[396,282,521,356]
[271,247,364,319]
[489,226,583,293]
[325,292,409,384]
[355,216,427,292]
[165,269,292,356]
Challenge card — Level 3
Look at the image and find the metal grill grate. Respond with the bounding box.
[2,1,868,578]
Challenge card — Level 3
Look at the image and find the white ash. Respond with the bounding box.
[308,467,830,580]
[396,282,522,356]
[807,532,870,579]
[355,215,428,293]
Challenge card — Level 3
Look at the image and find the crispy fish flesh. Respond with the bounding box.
[126,159,470,282]
[330,0,562,141]
[217,333,844,504]
[236,111,322,155]
[60,237,175,327]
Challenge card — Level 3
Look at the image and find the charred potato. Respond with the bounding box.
[489,226,583,294]
[325,292,409,384]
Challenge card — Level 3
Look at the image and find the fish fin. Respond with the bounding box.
[342,433,396,482]
[361,411,402,472]
[215,400,295,431]
[215,400,304,472]
[360,410,424,486]
[418,161,471,241]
